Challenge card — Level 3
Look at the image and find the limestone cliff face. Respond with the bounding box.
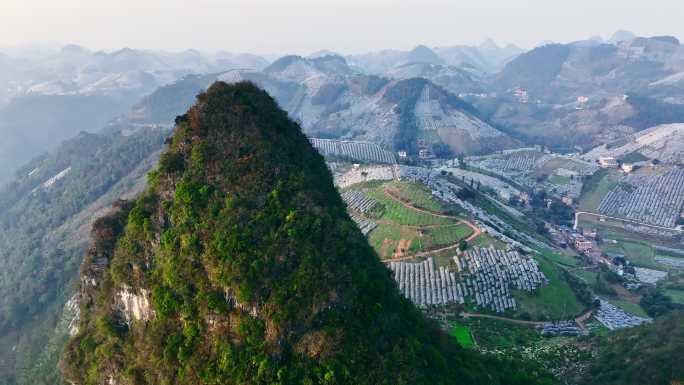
[78,200,133,308]
[116,288,153,323]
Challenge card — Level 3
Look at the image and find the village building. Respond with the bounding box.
[621,163,635,173]
[582,227,598,239]
[574,237,593,252]
[599,156,619,168]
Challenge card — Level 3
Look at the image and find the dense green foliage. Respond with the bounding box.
[579,311,684,385]
[62,82,558,385]
[640,288,681,317]
[0,128,166,385]
[0,129,165,333]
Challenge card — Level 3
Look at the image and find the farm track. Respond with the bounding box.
[460,312,545,326]
[461,308,593,328]
[379,187,482,262]
[383,187,481,241]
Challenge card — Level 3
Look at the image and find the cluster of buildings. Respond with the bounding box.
[598,156,638,174]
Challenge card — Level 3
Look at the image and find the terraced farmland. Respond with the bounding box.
[344,180,475,259]
[311,138,396,164]
[597,168,684,228]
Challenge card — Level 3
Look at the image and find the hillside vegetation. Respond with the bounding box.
[61,81,558,385]
[578,311,684,385]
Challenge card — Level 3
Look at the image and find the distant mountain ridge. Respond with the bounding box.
[0,45,270,187]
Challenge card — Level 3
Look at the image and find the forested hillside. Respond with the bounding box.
[0,128,166,385]
[578,312,684,385]
[61,81,557,385]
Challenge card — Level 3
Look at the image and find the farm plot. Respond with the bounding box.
[341,190,380,214]
[454,247,548,313]
[389,257,465,306]
[597,168,684,228]
[578,169,623,211]
[365,187,453,226]
[387,247,550,314]
[311,138,397,164]
[384,181,446,213]
[449,322,474,348]
[349,214,377,236]
[468,150,543,174]
[594,299,651,330]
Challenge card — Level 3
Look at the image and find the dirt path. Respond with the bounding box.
[383,187,481,242]
[574,309,593,332]
[393,239,412,259]
[460,312,546,326]
[378,187,483,263]
[461,309,594,330]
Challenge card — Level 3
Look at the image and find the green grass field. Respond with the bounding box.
[578,168,622,211]
[366,188,454,226]
[535,247,579,267]
[574,269,598,284]
[665,289,684,305]
[469,233,508,250]
[600,240,660,269]
[549,174,572,185]
[361,181,472,258]
[464,318,541,349]
[449,321,474,348]
[514,257,585,320]
[386,181,445,213]
[424,225,473,246]
[368,223,473,259]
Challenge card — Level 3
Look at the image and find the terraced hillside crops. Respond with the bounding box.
[597,168,684,228]
[311,138,397,164]
[343,180,475,259]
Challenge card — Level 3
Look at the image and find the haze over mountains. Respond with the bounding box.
[0,39,524,185]
[0,45,267,184]
[2,29,684,385]
[4,30,684,188]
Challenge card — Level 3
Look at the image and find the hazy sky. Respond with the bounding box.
[1,0,683,55]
